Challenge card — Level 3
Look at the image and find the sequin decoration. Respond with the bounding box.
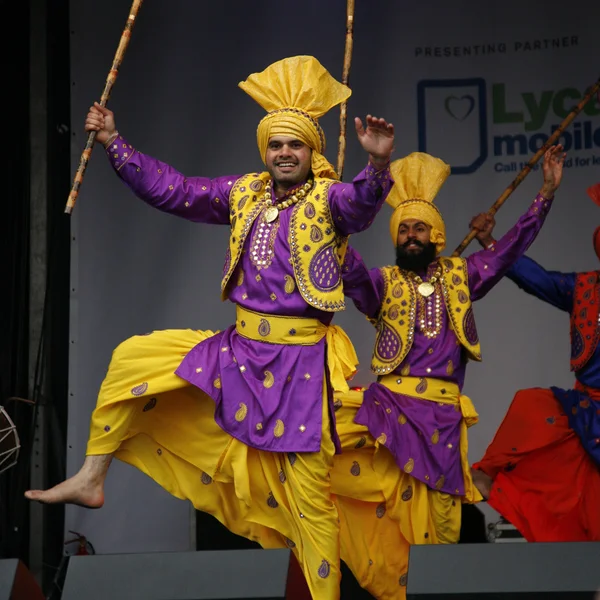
[416,378,428,394]
[376,502,386,518]
[571,325,585,360]
[309,244,342,291]
[143,397,157,412]
[377,433,387,445]
[310,224,323,242]
[274,419,285,438]
[235,403,248,422]
[404,458,414,474]
[201,472,213,485]
[258,319,271,337]
[431,429,440,444]
[463,307,479,345]
[355,436,367,449]
[131,382,148,396]
[279,469,286,484]
[267,492,279,508]
[238,195,249,210]
[318,560,331,579]
[222,248,231,279]
[304,202,316,219]
[350,461,361,476]
[284,275,296,294]
[250,215,279,270]
[375,322,402,362]
[401,485,413,501]
[435,475,445,490]
[263,371,275,388]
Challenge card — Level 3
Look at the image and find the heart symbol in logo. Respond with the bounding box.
[444,95,475,121]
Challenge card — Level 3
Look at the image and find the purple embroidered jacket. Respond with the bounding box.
[342,193,554,494]
[107,135,392,453]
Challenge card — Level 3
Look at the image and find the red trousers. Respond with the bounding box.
[474,387,600,541]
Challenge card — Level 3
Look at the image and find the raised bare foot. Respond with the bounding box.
[471,468,493,500]
[25,471,105,508]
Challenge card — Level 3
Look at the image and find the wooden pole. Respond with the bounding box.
[65,0,144,215]
[452,77,600,256]
[336,0,355,180]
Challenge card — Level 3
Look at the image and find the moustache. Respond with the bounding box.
[403,239,425,249]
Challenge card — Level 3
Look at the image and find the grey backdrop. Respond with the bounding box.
[69,0,600,552]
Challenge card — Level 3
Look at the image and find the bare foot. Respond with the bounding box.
[25,455,112,508]
[471,468,493,500]
[25,471,104,508]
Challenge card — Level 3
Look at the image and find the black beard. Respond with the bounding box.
[395,241,437,272]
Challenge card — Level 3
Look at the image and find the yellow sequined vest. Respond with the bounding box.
[371,257,482,374]
[221,172,348,312]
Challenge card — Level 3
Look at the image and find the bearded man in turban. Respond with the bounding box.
[331,145,565,599]
[25,56,394,599]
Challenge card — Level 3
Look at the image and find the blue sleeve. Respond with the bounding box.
[506,255,575,312]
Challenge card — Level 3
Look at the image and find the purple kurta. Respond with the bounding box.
[107,135,392,453]
[342,193,553,494]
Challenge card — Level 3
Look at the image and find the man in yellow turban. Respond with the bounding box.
[331,146,565,599]
[25,56,394,599]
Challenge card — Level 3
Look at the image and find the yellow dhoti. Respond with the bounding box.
[87,312,353,600]
[330,376,481,600]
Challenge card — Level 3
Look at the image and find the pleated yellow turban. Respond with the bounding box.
[239,56,351,180]
[387,153,451,252]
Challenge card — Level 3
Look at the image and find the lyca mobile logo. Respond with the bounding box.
[417,78,600,174]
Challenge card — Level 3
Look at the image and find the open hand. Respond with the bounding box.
[355,115,394,168]
[540,144,566,198]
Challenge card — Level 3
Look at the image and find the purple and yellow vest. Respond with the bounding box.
[570,271,600,372]
[221,172,348,312]
[371,258,482,375]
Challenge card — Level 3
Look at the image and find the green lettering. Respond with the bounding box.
[492,84,523,124]
[523,91,552,131]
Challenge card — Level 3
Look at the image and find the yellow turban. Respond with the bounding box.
[239,56,351,180]
[387,153,451,252]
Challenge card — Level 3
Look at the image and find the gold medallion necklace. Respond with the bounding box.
[263,180,314,223]
[407,264,444,339]
[409,264,442,297]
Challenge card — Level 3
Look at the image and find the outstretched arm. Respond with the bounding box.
[329,116,395,235]
[504,256,575,312]
[86,102,233,224]
[342,246,384,318]
[466,144,566,301]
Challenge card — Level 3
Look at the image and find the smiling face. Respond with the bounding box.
[396,219,432,252]
[265,135,312,193]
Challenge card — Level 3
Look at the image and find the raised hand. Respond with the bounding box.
[469,212,496,248]
[540,144,566,198]
[354,115,395,169]
[85,102,117,145]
